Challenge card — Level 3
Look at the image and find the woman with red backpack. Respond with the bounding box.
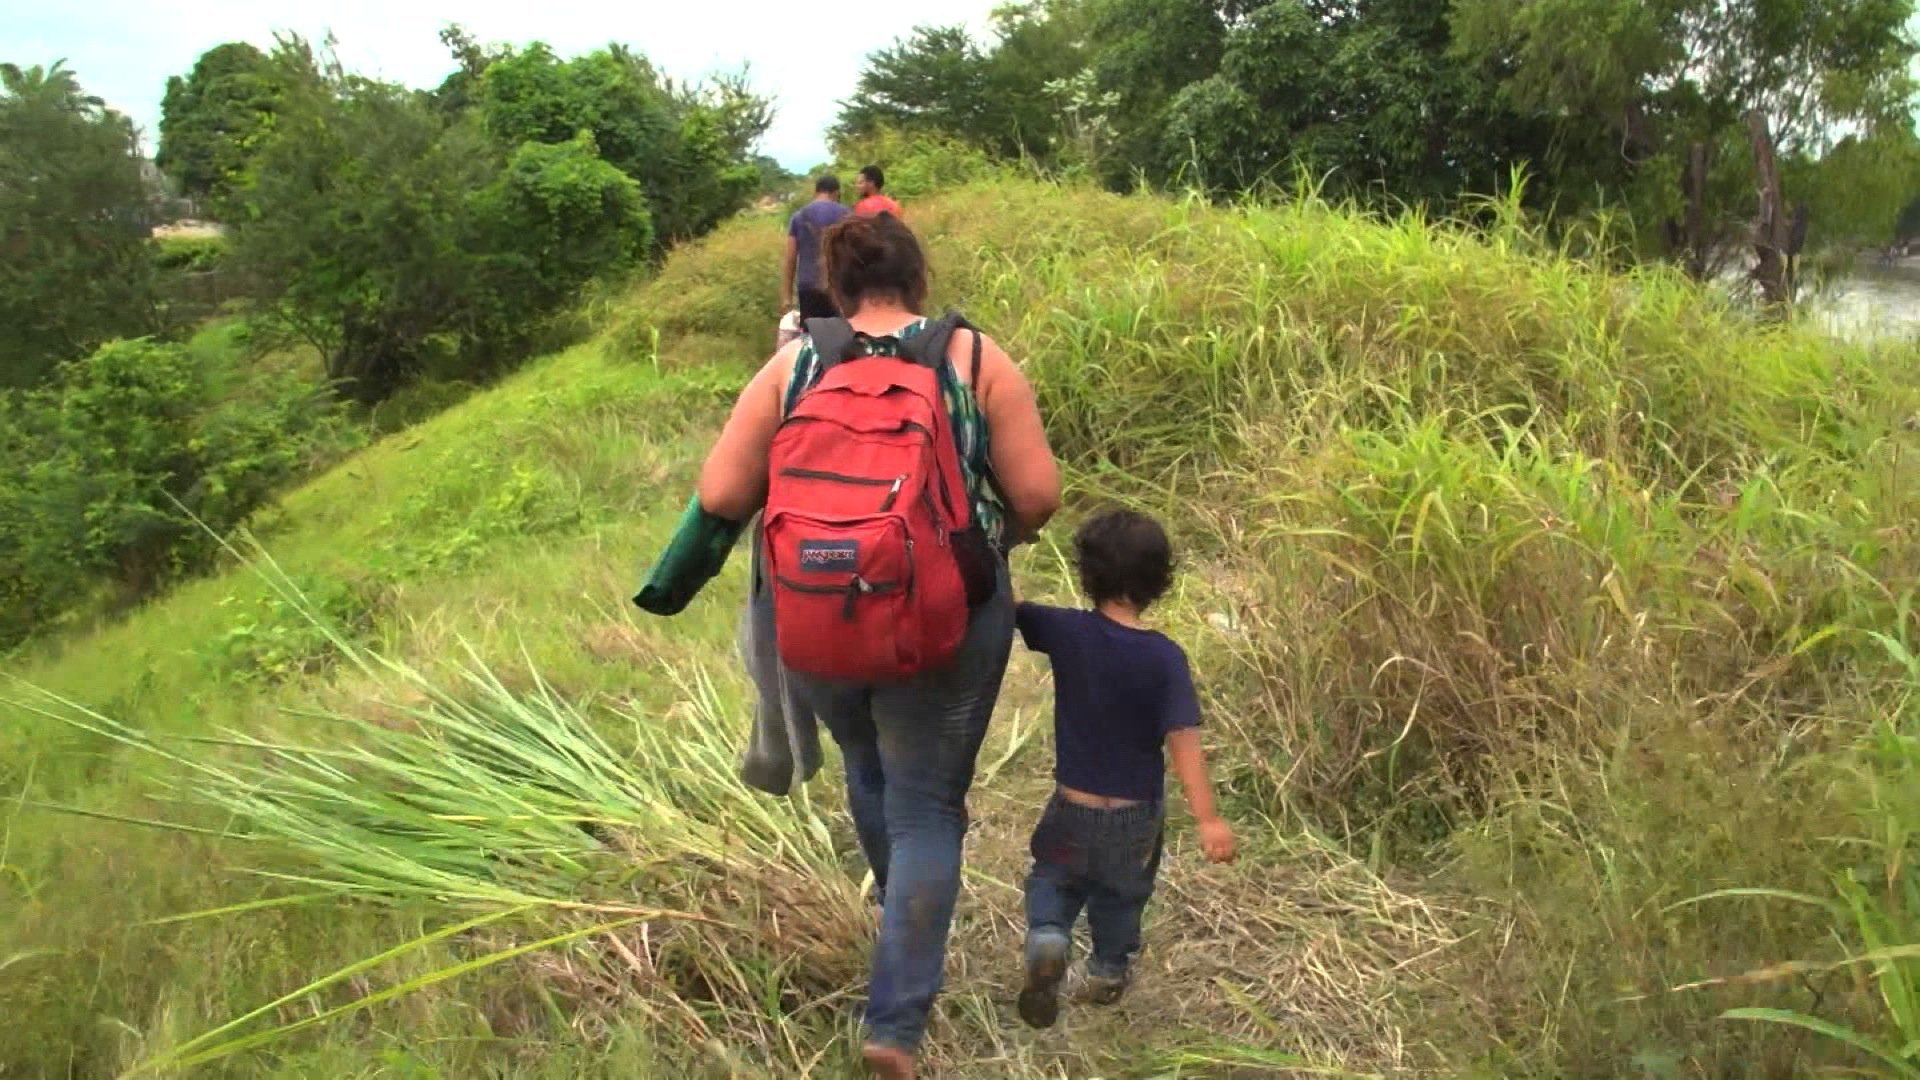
[696,212,1062,1078]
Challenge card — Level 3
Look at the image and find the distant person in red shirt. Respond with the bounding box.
[854,165,903,218]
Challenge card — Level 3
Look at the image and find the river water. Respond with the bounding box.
[1809,259,1920,342]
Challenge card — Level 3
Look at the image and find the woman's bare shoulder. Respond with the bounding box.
[762,336,806,400]
[945,324,1019,388]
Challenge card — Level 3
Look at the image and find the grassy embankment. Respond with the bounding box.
[3,178,1917,1078]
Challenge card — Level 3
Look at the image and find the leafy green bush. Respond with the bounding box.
[0,337,352,646]
[210,573,381,684]
[476,43,767,250]
[479,132,654,309]
[827,125,1004,202]
[151,233,228,272]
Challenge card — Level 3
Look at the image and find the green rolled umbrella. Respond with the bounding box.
[632,493,749,616]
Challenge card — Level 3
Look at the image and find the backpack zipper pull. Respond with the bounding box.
[880,475,904,511]
[843,575,873,620]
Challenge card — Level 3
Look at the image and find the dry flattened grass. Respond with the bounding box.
[512,865,871,1063]
[423,649,1467,1079]
[810,649,1466,1076]
[933,798,1462,1077]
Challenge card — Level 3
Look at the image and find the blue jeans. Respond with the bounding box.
[1023,794,1165,978]
[790,567,1014,1052]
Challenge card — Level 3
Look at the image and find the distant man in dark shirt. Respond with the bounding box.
[783,174,851,321]
[853,164,904,218]
[1011,509,1236,1030]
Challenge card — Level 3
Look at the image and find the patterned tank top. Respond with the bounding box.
[782,318,1007,550]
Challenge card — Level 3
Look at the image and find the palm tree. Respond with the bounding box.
[1,60,103,110]
[2,60,139,155]
[0,59,163,386]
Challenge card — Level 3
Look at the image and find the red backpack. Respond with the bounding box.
[762,314,996,682]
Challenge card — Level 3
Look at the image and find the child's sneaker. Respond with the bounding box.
[1017,930,1070,1028]
[1082,967,1131,1006]
[861,1042,915,1079]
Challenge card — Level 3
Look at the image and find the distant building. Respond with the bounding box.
[135,157,216,233]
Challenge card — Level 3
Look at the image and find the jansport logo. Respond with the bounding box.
[798,540,860,572]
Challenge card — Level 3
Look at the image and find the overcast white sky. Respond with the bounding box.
[4,1,1000,168]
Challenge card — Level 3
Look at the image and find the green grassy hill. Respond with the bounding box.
[4,179,1917,1078]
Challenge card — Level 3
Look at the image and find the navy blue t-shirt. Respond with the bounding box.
[788,200,850,291]
[1014,603,1202,802]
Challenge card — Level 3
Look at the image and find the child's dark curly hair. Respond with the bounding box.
[1073,509,1175,611]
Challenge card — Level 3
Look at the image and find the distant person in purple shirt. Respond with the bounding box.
[783,174,851,321]
[1010,508,1237,1030]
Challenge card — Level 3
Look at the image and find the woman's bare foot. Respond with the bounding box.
[862,1042,915,1079]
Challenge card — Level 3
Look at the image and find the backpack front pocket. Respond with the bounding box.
[763,511,916,679]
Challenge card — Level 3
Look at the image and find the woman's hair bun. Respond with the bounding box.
[821,212,928,314]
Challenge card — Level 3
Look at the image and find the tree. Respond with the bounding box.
[477,43,771,245]
[650,71,773,242]
[831,3,1095,164]
[430,23,509,116]
[751,154,798,197]
[831,0,1915,274]
[234,73,505,401]
[1451,0,1919,267]
[1156,1,1549,202]
[1788,126,1920,250]
[987,0,1098,146]
[1896,189,1920,243]
[831,3,1094,166]
[831,0,1543,200]
[1085,0,1232,184]
[156,43,296,208]
[230,37,657,401]
[1044,68,1123,176]
[0,61,161,388]
[835,27,1007,152]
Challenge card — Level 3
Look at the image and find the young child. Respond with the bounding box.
[1011,509,1236,1029]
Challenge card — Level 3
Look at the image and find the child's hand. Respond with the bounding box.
[1197,816,1236,863]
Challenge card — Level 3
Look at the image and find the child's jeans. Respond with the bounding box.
[1022,792,1165,978]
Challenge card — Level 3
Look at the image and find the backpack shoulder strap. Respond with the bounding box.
[897,311,976,373]
[805,317,858,372]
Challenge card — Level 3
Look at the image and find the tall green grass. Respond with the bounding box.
[623,177,1920,1074]
[4,175,1917,1077]
[6,543,864,1076]
[1669,612,1919,1077]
